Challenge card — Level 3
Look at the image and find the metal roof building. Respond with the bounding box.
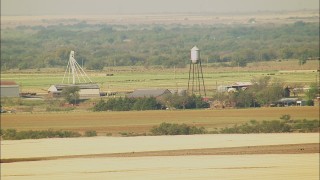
[0,81,20,97]
[48,83,100,98]
[231,82,253,90]
[127,89,172,99]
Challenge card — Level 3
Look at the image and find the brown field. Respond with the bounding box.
[1,106,318,135]
[1,10,319,28]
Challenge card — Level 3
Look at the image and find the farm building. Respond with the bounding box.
[0,81,20,97]
[217,85,231,93]
[48,83,100,98]
[218,82,253,93]
[231,82,253,90]
[127,89,172,99]
[274,98,299,106]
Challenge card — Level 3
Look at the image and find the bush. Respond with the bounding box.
[280,114,291,121]
[119,132,146,137]
[84,130,97,137]
[46,106,75,112]
[132,97,162,110]
[92,99,107,111]
[218,117,319,134]
[306,100,314,106]
[1,129,81,140]
[150,122,206,135]
[292,119,319,132]
[163,94,209,109]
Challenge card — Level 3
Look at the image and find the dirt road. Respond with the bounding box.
[2,143,318,163]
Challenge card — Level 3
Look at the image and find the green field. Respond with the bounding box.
[1,60,318,94]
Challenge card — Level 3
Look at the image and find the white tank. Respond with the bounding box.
[190,46,200,64]
[70,51,75,59]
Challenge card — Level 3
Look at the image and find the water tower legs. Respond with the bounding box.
[187,61,206,97]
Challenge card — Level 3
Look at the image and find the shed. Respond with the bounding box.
[277,98,298,106]
[296,100,307,106]
[127,89,172,99]
[0,81,20,97]
[48,83,100,98]
[231,82,252,90]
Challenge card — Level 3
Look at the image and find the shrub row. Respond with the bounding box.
[150,118,319,136]
[93,95,210,112]
[46,106,75,112]
[216,119,319,134]
[1,118,317,140]
[150,122,207,135]
[291,119,319,132]
[0,129,97,140]
[93,97,162,111]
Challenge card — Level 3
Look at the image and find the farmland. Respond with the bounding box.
[0,10,319,137]
[1,7,319,180]
[1,59,319,136]
[1,106,318,135]
[1,59,318,93]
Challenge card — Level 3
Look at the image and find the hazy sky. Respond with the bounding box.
[1,0,319,15]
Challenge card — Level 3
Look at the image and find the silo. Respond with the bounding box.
[190,46,200,64]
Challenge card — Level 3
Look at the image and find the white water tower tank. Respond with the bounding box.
[70,50,75,59]
[191,46,200,64]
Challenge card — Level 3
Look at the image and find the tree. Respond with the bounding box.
[132,97,161,110]
[2,22,319,70]
[298,55,307,66]
[93,99,107,111]
[253,78,284,106]
[61,86,80,104]
[233,77,285,107]
[305,83,318,100]
[232,90,254,108]
[163,94,209,109]
[86,60,104,70]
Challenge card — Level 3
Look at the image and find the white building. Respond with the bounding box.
[48,83,100,98]
[0,81,20,97]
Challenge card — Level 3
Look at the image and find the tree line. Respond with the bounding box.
[92,94,209,111]
[1,21,319,70]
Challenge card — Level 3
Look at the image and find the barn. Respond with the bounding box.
[127,89,172,99]
[231,82,253,90]
[48,83,100,98]
[0,81,20,97]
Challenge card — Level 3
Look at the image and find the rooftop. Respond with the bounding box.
[52,83,100,90]
[0,81,17,86]
[127,89,171,98]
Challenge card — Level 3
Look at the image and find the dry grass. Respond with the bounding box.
[1,107,318,135]
[1,10,319,28]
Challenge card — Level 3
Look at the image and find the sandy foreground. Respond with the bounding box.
[1,134,319,180]
[1,133,319,163]
[1,143,318,163]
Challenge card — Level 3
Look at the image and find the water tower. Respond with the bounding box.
[187,46,206,96]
